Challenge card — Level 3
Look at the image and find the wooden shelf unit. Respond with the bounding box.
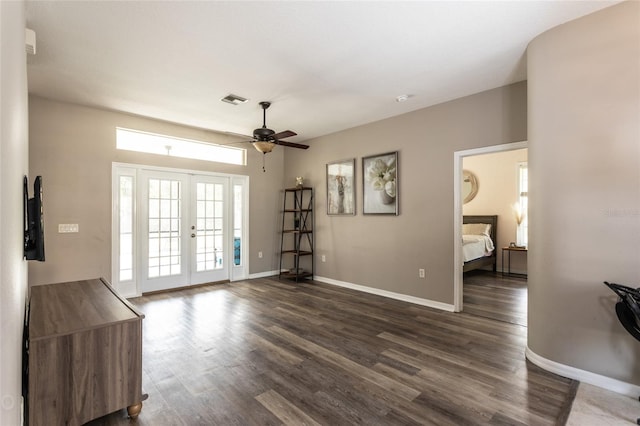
[279,187,314,282]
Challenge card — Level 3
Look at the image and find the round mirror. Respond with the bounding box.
[462,170,478,204]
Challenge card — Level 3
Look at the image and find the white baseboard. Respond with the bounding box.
[504,268,527,276]
[315,275,455,312]
[248,270,279,279]
[525,346,640,398]
[245,273,455,314]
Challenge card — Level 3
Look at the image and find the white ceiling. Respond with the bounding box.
[26,1,620,143]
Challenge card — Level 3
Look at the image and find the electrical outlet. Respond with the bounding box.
[321,254,326,262]
[258,251,263,259]
[419,268,425,278]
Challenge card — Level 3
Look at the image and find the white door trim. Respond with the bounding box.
[111,162,249,297]
[452,141,528,312]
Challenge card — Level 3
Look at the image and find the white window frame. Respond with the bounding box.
[116,127,247,166]
[231,176,249,279]
[112,165,139,297]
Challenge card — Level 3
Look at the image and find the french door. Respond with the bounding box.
[112,164,248,297]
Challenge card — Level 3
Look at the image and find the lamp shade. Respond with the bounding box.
[252,141,275,153]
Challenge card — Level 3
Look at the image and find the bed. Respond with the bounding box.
[463,215,498,272]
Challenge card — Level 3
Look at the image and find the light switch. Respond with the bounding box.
[58,224,79,233]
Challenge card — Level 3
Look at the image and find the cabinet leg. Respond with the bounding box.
[127,402,143,419]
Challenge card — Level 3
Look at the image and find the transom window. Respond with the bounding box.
[116,128,246,166]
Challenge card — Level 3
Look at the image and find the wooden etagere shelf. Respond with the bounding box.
[279,187,314,282]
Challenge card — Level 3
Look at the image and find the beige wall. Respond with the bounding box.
[284,82,527,304]
[528,1,640,385]
[28,97,285,286]
[464,148,528,273]
[0,0,29,424]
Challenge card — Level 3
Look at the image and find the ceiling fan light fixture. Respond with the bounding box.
[252,141,276,153]
[221,94,249,105]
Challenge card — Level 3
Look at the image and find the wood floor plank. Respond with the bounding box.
[463,270,528,326]
[86,277,575,425]
[245,328,305,366]
[255,389,321,426]
[267,325,422,401]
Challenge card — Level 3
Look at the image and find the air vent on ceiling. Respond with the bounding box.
[221,94,248,105]
[25,28,36,55]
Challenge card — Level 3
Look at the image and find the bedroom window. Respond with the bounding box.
[516,162,528,247]
[116,128,246,166]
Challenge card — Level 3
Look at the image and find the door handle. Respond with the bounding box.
[191,233,196,238]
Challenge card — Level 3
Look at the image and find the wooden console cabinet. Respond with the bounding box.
[27,278,146,425]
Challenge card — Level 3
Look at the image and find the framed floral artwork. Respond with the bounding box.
[362,151,398,215]
[327,158,355,215]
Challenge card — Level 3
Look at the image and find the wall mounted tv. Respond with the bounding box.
[24,175,45,261]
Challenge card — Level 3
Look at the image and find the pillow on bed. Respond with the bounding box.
[463,223,492,237]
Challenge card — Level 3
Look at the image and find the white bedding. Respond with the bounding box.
[462,234,495,262]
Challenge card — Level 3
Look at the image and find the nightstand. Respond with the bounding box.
[502,246,528,277]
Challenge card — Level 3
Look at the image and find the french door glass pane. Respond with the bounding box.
[196,182,224,272]
[148,178,182,278]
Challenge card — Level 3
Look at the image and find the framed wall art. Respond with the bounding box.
[326,158,355,215]
[362,151,398,215]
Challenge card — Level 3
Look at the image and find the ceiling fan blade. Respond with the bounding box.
[218,139,255,146]
[271,130,297,140]
[274,140,309,149]
[222,131,253,139]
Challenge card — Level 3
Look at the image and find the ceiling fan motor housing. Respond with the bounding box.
[253,127,276,141]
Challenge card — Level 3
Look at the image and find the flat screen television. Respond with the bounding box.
[24,175,45,261]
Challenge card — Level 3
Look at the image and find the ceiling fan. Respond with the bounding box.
[250,101,308,154]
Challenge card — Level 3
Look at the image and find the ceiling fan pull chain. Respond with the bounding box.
[262,153,266,172]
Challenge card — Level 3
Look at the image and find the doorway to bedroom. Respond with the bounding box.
[453,142,528,326]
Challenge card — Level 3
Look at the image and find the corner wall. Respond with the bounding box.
[528,0,640,390]
[0,1,29,423]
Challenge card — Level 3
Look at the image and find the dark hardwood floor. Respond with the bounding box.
[463,270,528,327]
[88,277,575,425]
